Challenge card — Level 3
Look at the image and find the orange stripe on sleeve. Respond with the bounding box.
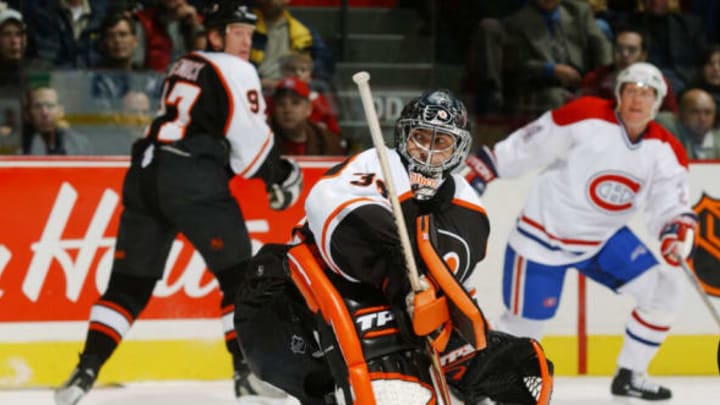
[89,322,122,344]
[452,198,487,214]
[97,300,134,324]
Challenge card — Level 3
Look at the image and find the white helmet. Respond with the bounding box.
[614,62,667,119]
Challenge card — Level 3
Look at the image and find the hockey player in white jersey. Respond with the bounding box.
[464,62,696,400]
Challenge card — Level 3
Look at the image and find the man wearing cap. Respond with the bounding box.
[0,3,37,89]
[270,76,345,156]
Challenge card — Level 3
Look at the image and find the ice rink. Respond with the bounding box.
[1,376,719,405]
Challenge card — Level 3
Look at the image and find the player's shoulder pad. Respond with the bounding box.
[551,96,617,127]
[192,51,257,76]
[644,121,690,168]
[451,173,488,215]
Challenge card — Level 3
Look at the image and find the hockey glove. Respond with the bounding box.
[268,158,303,211]
[463,146,498,196]
[659,213,698,266]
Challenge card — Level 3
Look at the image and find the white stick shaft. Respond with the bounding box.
[678,259,720,329]
[352,71,421,292]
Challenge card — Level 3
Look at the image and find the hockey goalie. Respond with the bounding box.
[234,89,554,404]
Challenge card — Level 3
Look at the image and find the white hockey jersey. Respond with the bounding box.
[304,147,490,289]
[493,97,691,265]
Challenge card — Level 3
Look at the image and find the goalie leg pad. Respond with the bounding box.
[452,330,554,405]
[234,245,334,404]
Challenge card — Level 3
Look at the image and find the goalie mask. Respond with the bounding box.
[395,89,472,200]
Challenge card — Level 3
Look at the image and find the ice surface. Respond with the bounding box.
[1,376,719,404]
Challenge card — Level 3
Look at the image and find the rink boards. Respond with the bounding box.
[0,157,718,387]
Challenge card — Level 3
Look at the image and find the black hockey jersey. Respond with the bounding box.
[304,147,491,291]
[145,51,274,178]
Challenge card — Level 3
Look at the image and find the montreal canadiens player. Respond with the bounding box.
[464,62,696,400]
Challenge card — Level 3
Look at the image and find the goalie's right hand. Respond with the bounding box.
[268,158,303,210]
[462,145,498,196]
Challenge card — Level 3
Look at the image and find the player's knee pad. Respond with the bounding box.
[101,272,156,318]
[235,243,334,404]
[619,265,685,324]
[494,311,546,341]
[452,330,553,405]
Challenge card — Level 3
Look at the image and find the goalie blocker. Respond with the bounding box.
[234,238,554,405]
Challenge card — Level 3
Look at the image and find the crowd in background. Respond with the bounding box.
[0,0,719,160]
[0,0,344,156]
[459,0,720,159]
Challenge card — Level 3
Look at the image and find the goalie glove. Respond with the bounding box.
[268,158,303,211]
[463,145,498,196]
[659,213,698,266]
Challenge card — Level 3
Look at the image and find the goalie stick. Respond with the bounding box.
[352,71,452,405]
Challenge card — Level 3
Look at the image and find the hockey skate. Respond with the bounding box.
[234,363,288,404]
[611,368,671,400]
[54,366,97,405]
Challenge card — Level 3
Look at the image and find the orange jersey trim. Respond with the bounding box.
[320,197,376,276]
[89,322,121,344]
[451,198,487,215]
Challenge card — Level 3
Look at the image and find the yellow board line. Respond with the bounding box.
[1,335,717,388]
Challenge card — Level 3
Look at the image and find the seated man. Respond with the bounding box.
[657,88,720,160]
[268,77,345,156]
[235,89,554,404]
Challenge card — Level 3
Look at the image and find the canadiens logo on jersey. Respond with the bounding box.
[691,193,720,297]
[587,171,641,212]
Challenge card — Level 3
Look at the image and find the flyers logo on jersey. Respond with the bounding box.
[691,193,720,297]
[587,172,641,212]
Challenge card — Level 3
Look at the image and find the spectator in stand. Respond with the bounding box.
[23,0,110,68]
[95,12,139,70]
[251,0,335,92]
[621,0,707,95]
[686,0,720,44]
[120,89,151,138]
[269,77,345,156]
[582,26,678,112]
[0,4,46,91]
[657,88,720,159]
[279,51,340,135]
[0,104,21,154]
[91,12,163,112]
[585,0,614,40]
[690,46,720,117]
[134,0,202,72]
[502,0,612,116]
[22,85,93,155]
